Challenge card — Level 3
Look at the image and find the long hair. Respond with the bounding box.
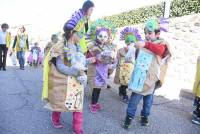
[82,0,94,15]
[63,23,77,41]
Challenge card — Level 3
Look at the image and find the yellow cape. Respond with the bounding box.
[193,57,200,97]
[42,51,50,100]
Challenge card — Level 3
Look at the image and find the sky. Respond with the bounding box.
[0,0,164,41]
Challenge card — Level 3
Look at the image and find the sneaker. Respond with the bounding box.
[107,85,111,89]
[192,111,199,119]
[122,95,129,104]
[51,118,63,128]
[95,103,103,111]
[20,67,25,70]
[122,115,132,129]
[140,116,149,126]
[192,117,200,125]
[89,104,98,114]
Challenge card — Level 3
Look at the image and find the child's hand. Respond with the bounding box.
[79,70,85,76]
[9,52,13,56]
[87,57,96,64]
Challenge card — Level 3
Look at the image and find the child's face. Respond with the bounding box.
[144,29,156,41]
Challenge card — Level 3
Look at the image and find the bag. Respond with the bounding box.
[119,63,134,85]
[10,52,17,66]
[65,76,84,111]
[128,49,154,92]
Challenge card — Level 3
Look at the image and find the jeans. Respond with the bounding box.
[126,92,154,118]
[0,45,8,69]
[17,51,25,68]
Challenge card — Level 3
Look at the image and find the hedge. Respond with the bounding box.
[102,0,200,27]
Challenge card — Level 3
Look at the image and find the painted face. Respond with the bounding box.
[97,30,109,44]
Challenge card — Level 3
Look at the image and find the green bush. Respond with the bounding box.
[102,0,200,27]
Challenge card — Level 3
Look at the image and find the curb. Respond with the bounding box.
[179,89,194,100]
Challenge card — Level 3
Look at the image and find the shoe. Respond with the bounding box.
[119,92,123,97]
[95,103,103,111]
[20,67,25,70]
[140,116,149,126]
[122,115,132,129]
[107,85,111,89]
[73,132,84,134]
[122,95,129,104]
[89,104,98,114]
[192,117,200,125]
[3,68,6,71]
[192,111,199,119]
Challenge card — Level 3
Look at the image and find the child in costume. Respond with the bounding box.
[27,42,42,67]
[86,19,117,113]
[192,55,200,125]
[123,18,171,129]
[114,27,142,103]
[42,10,94,134]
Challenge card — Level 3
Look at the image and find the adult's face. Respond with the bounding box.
[86,7,94,19]
[2,27,8,32]
[19,27,25,33]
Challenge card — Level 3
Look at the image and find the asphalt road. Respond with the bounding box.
[0,67,200,134]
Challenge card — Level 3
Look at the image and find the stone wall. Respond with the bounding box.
[112,14,200,99]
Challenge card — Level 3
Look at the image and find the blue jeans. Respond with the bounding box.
[17,51,25,68]
[126,92,154,118]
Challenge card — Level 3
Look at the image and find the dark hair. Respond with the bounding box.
[63,23,77,41]
[19,26,26,32]
[51,34,58,41]
[1,23,9,29]
[155,29,160,34]
[82,0,94,14]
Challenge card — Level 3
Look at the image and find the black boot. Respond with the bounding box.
[140,116,149,126]
[122,115,132,129]
[118,85,123,97]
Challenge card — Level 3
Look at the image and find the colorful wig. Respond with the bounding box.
[87,19,116,43]
[145,17,169,32]
[120,27,142,44]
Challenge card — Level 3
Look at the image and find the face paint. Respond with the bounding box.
[125,34,136,44]
[96,30,109,44]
